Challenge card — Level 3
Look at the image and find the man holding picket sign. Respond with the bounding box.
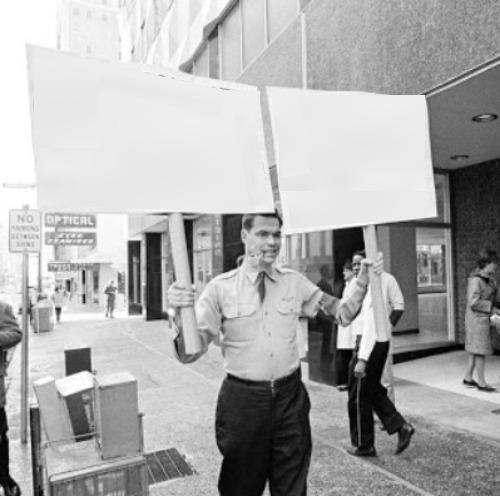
[168,210,382,496]
[29,46,434,496]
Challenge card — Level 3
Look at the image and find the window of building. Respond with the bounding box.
[412,172,454,344]
[102,14,108,22]
[267,0,299,43]
[86,45,92,54]
[73,7,79,16]
[193,216,213,294]
[220,3,242,81]
[222,215,244,272]
[241,0,266,68]
[86,10,92,19]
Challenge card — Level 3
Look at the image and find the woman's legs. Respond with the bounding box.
[464,352,476,382]
[475,355,488,387]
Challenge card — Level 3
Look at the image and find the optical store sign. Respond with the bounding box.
[44,213,97,246]
[45,213,96,228]
[9,209,41,253]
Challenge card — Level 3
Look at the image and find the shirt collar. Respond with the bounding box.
[241,258,278,284]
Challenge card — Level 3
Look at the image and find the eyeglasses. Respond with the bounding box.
[352,263,361,267]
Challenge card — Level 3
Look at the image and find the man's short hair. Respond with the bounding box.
[242,211,283,231]
[352,250,366,259]
[477,248,498,269]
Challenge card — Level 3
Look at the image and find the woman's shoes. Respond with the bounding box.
[476,384,496,392]
[462,379,478,387]
[464,379,497,392]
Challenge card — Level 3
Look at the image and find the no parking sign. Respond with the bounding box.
[9,209,41,253]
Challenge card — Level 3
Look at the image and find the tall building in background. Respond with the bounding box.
[57,0,122,60]
[51,0,135,308]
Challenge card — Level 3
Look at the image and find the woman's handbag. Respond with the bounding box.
[490,314,500,351]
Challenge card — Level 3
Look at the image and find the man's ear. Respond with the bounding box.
[241,229,248,245]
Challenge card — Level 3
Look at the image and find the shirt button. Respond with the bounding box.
[265,312,268,316]
[270,353,274,357]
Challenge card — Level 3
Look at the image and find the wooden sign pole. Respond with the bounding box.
[362,225,389,342]
[168,213,202,354]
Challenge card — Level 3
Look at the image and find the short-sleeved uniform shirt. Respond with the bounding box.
[196,261,322,381]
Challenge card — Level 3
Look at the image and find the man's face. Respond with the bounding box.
[352,254,363,276]
[242,216,282,267]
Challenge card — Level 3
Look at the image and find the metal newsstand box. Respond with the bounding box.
[43,440,148,496]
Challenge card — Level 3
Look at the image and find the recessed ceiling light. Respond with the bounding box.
[450,154,470,161]
[472,113,498,123]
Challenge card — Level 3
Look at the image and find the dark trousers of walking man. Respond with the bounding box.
[348,341,405,450]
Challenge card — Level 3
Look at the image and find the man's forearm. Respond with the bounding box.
[323,279,368,325]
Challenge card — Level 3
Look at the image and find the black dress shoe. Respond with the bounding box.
[346,446,377,457]
[396,423,415,455]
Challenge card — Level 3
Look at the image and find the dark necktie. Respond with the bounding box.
[257,272,267,304]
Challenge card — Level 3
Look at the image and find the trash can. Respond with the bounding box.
[33,296,55,333]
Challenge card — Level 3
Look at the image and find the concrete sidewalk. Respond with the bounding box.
[6,308,500,496]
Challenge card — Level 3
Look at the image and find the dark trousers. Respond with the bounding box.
[55,307,62,322]
[0,408,12,488]
[347,342,405,449]
[336,349,353,386]
[215,370,311,496]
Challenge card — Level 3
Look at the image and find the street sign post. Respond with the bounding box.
[9,209,41,253]
[9,207,41,444]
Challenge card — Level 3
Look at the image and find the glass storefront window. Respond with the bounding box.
[193,216,213,294]
[416,231,446,290]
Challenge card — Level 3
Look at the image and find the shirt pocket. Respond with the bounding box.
[222,303,259,342]
[275,298,301,338]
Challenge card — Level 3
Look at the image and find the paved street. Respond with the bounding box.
[6,304,500,496]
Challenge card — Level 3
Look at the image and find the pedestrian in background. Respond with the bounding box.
[0,299,22,496]
[463,248,500,392]
[347,291,414,458]
[103,280,117,318]
[336,260,356,391]
[51,286,65,323]
[168,211,381,496]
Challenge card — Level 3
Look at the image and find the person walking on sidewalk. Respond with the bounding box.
[0,300,22,496]
[103,280,117,318]
[463,248,500,392]
[51,286,65,323]
[168,211,381,496]
[346,279,414,458]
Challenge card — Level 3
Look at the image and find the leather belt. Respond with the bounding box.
[227,368,300,389]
